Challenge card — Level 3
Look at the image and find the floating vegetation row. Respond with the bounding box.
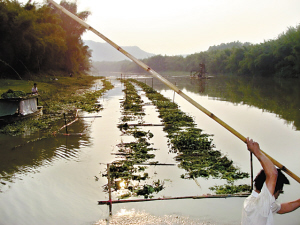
[74,78,114,113]
[120,80,145,122]
[103,79,163,199]
[131,79,250,194]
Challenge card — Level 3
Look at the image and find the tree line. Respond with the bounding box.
[0,0,91,79]
[94,25,300,78]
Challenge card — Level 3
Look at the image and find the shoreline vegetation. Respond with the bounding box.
[1,1,299,82]
[93,24,300,79]
[0,72,113,136]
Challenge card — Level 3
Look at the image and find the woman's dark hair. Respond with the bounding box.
[254,169,290,193]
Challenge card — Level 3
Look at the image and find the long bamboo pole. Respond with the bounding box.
[98,193,249,205]
[47,0,300,184]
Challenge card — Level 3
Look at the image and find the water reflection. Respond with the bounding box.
[0,117,91,191]
[136,75,300,130]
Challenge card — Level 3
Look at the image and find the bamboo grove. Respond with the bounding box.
[0,0,91,78]
[95,25,300,78]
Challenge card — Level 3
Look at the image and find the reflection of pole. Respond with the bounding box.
[47,0,300,184]
[107,164,112,215]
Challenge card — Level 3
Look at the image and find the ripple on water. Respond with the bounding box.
[54,145,79,160]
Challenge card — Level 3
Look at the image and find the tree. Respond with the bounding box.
[52,0,91,73]
[0,0,92,78]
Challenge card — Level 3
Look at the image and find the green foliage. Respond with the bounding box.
[1,89,26,98]
[103,78,163,199]
[172,128,249,181]
[121,79,145,120]
[207,41,251,52]
[132,79,249,186]
[209,184,251,194]
[95,25,300,78]
[0,114,59,135]
[0,0,91,78]
[0,76,112,136]
[134,180,164,199]
[131,79,195,136]
[105,78,250,197]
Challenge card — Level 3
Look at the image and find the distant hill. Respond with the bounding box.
[84,40,155,62]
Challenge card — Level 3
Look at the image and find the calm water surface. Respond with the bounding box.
[0,75,299,225]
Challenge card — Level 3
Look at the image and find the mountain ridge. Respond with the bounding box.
[84,40,155,62]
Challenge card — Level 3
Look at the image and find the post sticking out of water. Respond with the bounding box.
[47,0,300,184]
[107,163,112,215]
[63,113,68,134]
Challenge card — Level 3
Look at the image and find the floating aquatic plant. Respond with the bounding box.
[103,79,163,199]
[209,183,251,194]
[131,79,250,193]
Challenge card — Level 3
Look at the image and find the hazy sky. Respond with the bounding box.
[20,0,300,55]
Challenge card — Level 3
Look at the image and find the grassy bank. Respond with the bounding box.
[0,72,113,136]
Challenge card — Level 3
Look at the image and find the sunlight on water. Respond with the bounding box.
[94,209,213,225]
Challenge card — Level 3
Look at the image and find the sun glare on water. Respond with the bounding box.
[94,209,212,225]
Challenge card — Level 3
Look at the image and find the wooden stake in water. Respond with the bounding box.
[47,0,300,184]
[107,164,112,215]
[63,113,68,134]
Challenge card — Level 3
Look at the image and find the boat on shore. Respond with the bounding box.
[0,94,43,125]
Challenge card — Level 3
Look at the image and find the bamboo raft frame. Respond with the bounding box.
[47,0,300,184]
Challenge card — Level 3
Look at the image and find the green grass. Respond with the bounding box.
[0,79,41,95]
[0,72,113,136]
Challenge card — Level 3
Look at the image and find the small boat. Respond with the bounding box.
[0,94,43,125]
[190,75,213,79]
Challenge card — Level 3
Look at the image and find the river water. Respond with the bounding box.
[0,75,299,225]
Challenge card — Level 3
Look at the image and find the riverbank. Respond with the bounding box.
[0,72,113,136]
